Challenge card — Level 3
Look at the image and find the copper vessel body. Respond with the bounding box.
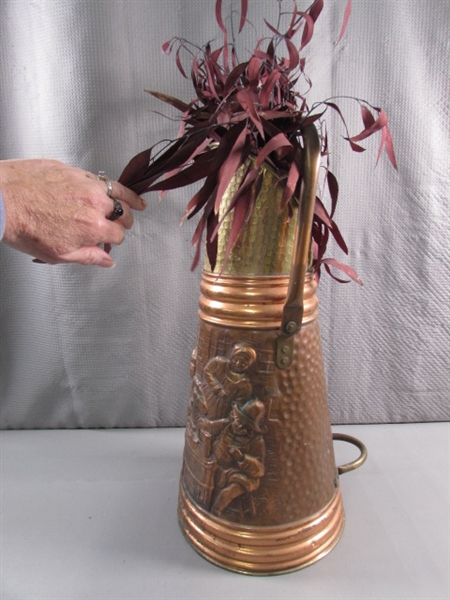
[179,273,344,574]
[178,126,362,574]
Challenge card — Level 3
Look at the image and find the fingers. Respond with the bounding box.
[105,196,134,229]
[58,245,116,268]
[109,180,147,211]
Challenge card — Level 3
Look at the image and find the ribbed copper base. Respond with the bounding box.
[178,483,345,575]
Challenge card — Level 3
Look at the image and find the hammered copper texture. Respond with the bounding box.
[181,314,337,527]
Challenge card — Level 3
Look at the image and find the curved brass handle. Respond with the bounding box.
[333,433,368,475]
[276,125,321,369]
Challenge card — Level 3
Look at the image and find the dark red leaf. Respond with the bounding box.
[309,0,324,23]
[329,219,348,254]
[361,105,376,129]
[248,56,262,87]
[260,69,281,109]
[377,124,398,170]
[349,110,388,143]
[214,125,248,212]
[336,0,352,44]
[119,147,151,187]
[281,158,300,209]
[314,197,333,227]
[239,0,248,33]
[236,90,265,138]
[285,38,300,72]
[211,166,259,239]
[183,176,218,222]
[206,211,219,270]
[285,3,299,39]
[299,12,315,50]
[255,133,292,169]
[175,46,188,79]
[326,170,339,217]
[145,90,190,113]
[146,153,212,192]
[322,258,362,285]
[222,185,254,268]
[215,0,226,32]
[264,19,282,38]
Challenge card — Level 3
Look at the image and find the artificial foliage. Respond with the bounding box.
[120,0,396,282]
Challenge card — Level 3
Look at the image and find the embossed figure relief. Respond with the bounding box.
[183,342,267,518]
[201,399,266,517]
[202,343,257,420]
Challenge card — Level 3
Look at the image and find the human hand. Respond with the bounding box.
[0,159,147,267]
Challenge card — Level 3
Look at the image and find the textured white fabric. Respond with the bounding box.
[0,0,449,428]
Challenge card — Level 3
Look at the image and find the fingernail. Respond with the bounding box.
[102,257,115,268]
[140,198,147,208]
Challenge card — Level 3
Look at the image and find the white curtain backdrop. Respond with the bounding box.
[0,0,448,428]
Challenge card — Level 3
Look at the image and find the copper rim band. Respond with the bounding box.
[178,483,345,575]
[198,272,319,329]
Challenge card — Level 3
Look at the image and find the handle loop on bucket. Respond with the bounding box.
[333,433,368,474]
[276,125,321,369]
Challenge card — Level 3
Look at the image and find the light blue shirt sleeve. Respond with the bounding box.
[0,189,5,241]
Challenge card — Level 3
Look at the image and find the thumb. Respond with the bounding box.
[59,245,116,268]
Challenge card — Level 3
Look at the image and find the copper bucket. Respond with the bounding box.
[178,125,367,575]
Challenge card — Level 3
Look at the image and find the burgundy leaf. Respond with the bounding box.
[299,12,315,50]
[145,90,190,113]
[224,62,248,94]
[284,38,300,72]
[248,56,262,87]
[329,219,349,254]
[206,211,219,271]
[222,185,254,269]
[236,90,265,138]
[255,133,292,169]
[361,104,376,129]
[377,124,398,170]
[161,39,175,55]
[175,46,188,79]
[314,197,333,227]
[147,153,212,192]
[264,19,282,38]
[322,258,362,285]
[285,2,299,39]
[309,0,324,23]
[215,0,226,32]
[211,166,259,239]
[119,147,151,187]
[326,170,339,217]
[239,0,248,33]
[260,69,281,109]
[349,110,388,143]
[215,125,248,212]
[183,176,218,222]
[336,0,352,44]
[281,158,300,209]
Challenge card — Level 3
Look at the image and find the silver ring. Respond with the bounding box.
[108,198,124,221]
[105,180,113,198]
[97,171,114,198]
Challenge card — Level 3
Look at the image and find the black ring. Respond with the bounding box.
[108,198,124,221]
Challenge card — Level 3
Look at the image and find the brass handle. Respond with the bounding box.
[276,124,321,369]
[333,433,368,475]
